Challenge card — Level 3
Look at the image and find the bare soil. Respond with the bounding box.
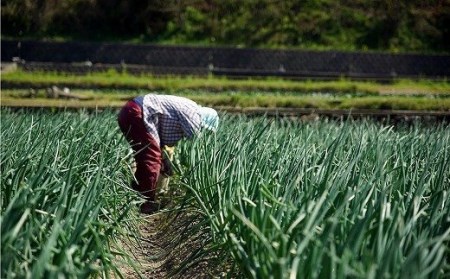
[114,207,236,279]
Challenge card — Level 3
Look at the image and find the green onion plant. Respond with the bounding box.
[1,109,141,278]
[175,115,450,279]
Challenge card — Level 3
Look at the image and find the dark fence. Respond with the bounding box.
[2,40,450,80]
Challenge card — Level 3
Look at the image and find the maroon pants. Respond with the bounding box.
[118,100,161,201]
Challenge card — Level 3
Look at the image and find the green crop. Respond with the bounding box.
[1,109,141,278]
[2,109,449,278]
[174,116,450,278]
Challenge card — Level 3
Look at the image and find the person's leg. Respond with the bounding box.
[118,101,162,202]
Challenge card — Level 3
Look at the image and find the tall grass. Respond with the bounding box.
[1,109,140,278]
[175,116,450,278]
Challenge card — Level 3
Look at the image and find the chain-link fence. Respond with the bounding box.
[2,40,449,80]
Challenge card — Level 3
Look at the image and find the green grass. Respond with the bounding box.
[2,88,450,111]
[2,69,450,94]
[2,68,449,111]
[173,116,450,278]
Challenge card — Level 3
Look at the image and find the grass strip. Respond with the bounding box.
[2,69,450,95]
[2,89,450,111]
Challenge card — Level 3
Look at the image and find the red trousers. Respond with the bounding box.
[118,100,161,201]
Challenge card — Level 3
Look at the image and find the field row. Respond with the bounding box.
[1,110,449,278]
[3,68,450,95]
[174,116,450,278]
[3,89,450,113]
[1,110,140,278]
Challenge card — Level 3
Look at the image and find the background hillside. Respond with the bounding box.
[2,0,449,53]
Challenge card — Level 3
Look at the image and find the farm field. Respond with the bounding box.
[3,70,450,95]
[0,109,141,278]
[2,69,450,113]
[175,115,450,278]
[1,109,449,278]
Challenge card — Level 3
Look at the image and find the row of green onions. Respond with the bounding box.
[2,109,449,278]
[174,115,450,278]
[1,109,141,278]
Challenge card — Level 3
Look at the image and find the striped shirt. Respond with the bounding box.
[134,94,202,147]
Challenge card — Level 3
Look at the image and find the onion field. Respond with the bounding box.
[1,109,449,278]
[1,109,140,278]
[175,116,450,278]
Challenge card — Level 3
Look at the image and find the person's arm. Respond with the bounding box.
[160,146,175,176]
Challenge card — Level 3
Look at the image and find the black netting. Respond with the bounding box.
[2,40,449,79]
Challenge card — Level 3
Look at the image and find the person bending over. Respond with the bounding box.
[118,93,219,214]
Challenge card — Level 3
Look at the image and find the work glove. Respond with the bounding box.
[160,146,175,177]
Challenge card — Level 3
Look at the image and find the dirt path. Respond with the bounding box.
[115,208,235,279]
[117,213,171,278]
